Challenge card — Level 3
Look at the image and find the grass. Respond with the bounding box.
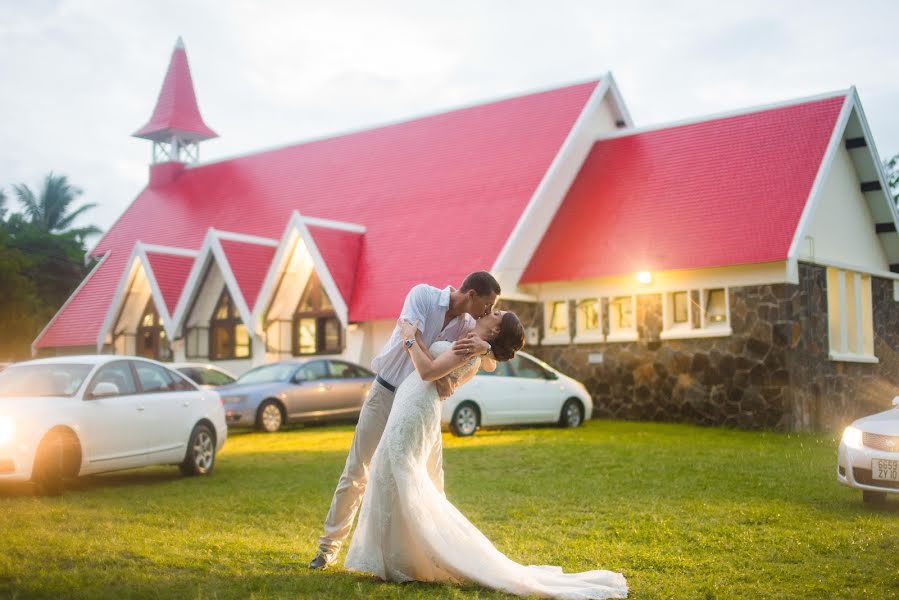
[1,420,898,599]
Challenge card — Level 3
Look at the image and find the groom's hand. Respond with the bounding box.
[453,333,489,356]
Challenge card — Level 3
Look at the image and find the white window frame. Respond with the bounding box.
[543,299,571,345]
[661,288,732,340]
[606,295,638,343]
[573,297,603,344]
[827,268,877,363]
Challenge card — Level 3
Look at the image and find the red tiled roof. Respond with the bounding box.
[520,95,846,284]
[34,80,597,348]
[144,251,195,315]
[306,225,363,313]
[218,239,278,312]
[133,39,217,142]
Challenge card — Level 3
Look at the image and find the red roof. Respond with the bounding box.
[133,38,217,142]
[520,95,846,284]
[306,225,364,314]
[218,239,277,312]
[34,79,601,348]
[144,251,195,315]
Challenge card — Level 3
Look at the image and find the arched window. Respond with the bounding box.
[293,272,342,355]
[210,289,251,360]
[136,299,172,361]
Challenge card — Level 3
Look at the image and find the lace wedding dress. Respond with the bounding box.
[344,341,627,599]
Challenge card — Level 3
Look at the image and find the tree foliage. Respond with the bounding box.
[0,174,101,360]
[885,153,899,204]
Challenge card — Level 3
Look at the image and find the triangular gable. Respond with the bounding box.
[143,249,197,316]
[520,91,847,285]
[93,242,199,350]
[788,87,899,279]
[172,229,279,336]
[217,239,278,311]
[255,211,365,328]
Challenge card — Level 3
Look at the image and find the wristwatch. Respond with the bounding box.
[403,338,416,350]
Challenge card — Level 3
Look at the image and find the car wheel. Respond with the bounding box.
[180,423,216,476]
[559,398,584,428]
[450,402,479,437]
[863,490,887,504]
[32,429,79,496]
[256,400,285,433]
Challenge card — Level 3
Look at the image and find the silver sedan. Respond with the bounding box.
[218,359,374,432]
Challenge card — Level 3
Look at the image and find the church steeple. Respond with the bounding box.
[134,37,217,166]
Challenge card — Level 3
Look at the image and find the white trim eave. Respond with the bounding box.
[139,243,199,258]
[209,235,256,332]
[597,88,851,141]
[211,228,279,247]
[605,72,634,128]
[136,244,195,340]
[94,247,141,351]
[786,91,855,263]
[171,231,219,337]
[33,250,112,355]
[849,87,899,234]
[491,76,613,291]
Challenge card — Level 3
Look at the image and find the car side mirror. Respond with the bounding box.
[544,370,558,380]
[893,396,899,408]
[90,381,120,398]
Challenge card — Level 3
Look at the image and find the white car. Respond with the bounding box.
[0,356,227,495]
[838,397,899,503]
[442,351,593,436]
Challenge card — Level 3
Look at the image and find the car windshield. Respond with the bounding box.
[237,363,296,384]
[0,363,94,397]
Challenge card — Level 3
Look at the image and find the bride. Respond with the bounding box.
[344,310,628,599]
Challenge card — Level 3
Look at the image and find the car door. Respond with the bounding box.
[507,355,559,422]
[327,361,373,415]
[284,360,332,419]
[131,360,195,461]
[79,360,148,471]
[464,361,515,424]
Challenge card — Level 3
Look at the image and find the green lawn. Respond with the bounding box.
[1,420,897,599]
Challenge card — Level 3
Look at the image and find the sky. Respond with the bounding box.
[2,0,899,241]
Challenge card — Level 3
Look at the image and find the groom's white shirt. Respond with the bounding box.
[371,284,475,387]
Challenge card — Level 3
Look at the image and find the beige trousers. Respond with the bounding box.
[318,379,445,556]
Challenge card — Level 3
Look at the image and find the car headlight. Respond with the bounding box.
[842,426,863,450]
[0,417,14,446]
[220,395,246,405]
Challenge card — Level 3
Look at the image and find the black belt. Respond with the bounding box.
[375,375,396,393]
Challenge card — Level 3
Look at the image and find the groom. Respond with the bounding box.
[309,271,500,569]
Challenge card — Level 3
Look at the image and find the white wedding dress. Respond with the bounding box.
[344,341,628,599]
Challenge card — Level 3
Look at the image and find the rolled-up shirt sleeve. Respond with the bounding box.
[399,284,431,331]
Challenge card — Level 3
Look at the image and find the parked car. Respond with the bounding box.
[172,362,237,388]
[0,356,227,495]
[218,358,374,432]
[441,351,593,437]
[838,397,899,503]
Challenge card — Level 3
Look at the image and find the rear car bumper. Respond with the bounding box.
[838,442,899,494]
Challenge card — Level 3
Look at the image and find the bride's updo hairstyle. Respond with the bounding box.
[491,312,525,361]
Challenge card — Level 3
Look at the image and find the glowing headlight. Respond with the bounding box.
[0,417,14,446]
[842,426,863,450]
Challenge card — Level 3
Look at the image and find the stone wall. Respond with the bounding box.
[786,264,899,432]
[501,268,899,432]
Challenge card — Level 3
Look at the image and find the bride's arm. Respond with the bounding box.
[401,320,470,382]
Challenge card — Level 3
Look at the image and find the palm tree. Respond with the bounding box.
[12,173,101,240]
[0,188,7,222]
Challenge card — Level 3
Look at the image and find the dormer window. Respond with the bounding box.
[293,272,342,355]
[210,289,251,360]
[136,299,171,361]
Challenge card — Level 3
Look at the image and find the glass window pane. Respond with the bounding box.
[479,361,511,377]
[510,355,544,379]
[90,362,137,396]
[577,299,600,333]
[322,317,341,352]
[202,368,235,386]
[548,301,568,335]
[673,292,688,324]
[214,292,230,319]
[134,362,175,393]
[610,296,633,330]
[235,324,251,358]
[212,325,232,359]
[297,361,328,381]
[705,289,727,323]
[296,318,316,354]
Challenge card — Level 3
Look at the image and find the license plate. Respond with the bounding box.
[872,458,899,481]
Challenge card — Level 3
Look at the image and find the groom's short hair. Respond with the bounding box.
[460,271,501,297]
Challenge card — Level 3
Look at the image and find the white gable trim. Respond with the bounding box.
[140,243,199,258]
[32,251,111,355]
[787,88,899,281]
[211,228,279,247]
[171,231,219,337]
[491,75,622,296]
[252,210,351,328]
[208,234,256,331]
